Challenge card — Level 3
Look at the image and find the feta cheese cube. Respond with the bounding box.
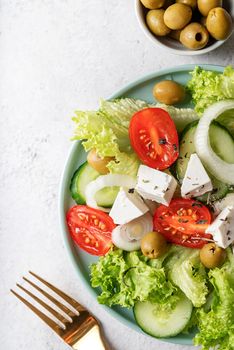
[135,165,177,206]
[181,154,213,198]
[205,206,234,249]
[109,187,149,224]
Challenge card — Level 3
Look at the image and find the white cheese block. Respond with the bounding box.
[135,165,177,206]
[181,154,213,198]
[109,187,149,225]
[205,206,234,249]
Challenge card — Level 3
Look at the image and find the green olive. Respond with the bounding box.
[180,22,209,49]
[206,7,233,40]
[146,9,171,36]
[197,0,222,17]
[169,29,182,41]
[87,149,114,175]
[176,0,197,10]
[141,232,167,259]
[164,4,192,30]
[200,243,226,269]
[153,80,185,105]
[140,0,165,9]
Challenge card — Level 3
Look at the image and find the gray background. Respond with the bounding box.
[0,1,233,349]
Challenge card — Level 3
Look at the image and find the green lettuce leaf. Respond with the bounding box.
[72,99,149,176]
[187,66,234,115]
[165,245,209,307]
[90,248,177,308]
[194,249,234,350]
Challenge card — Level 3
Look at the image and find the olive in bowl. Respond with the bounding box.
[140,0,166,9]
[146,9,171,36]
[197,0,222,17]
[176,0,197,10]
[206,7,233,40]
[164,3,193,30]
[180,22,209,49]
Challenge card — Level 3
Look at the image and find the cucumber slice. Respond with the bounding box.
[134,293,193,338]
[70,162,119,207]
[176,121,230,202]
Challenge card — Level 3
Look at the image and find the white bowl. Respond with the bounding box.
[135,0,234,55]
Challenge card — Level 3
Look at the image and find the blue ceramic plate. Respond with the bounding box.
[59,64,224,346]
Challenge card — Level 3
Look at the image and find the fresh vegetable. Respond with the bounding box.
[129,108,179,170]
[112,213,153,251]
[152,80,185,105]
[165,245,209,307]
[180,23,209,50]
[134,292,193,338]
[72,99,149,176]
[187,66,234,114]
[200,243,226,269]
[213,193,234,215]
[176,120,230,202]
[141,231,168,259]
[158,104,198,132]
[194,249,234,349]
[153,198,212,248]
[195,100,234,184]
[70,162,119,207]
[90,248,177,308]
[85,174,136,212]
[66,205,116,256]
[87,149,114,175]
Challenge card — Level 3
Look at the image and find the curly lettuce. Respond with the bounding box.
[187,66,234,115]
[165,245,208,307]
[72,99,150,176]
[90,248,177,308]
[194,249,234,350]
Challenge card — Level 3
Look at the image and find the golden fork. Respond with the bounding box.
[11,271,109,350]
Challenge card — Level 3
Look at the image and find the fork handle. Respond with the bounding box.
[72,324,109,350]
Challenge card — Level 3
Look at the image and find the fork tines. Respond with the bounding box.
[10,271,86,334]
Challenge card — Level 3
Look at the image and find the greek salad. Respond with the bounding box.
[66,66,234,349]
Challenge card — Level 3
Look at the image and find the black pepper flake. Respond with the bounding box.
[220,218,227,222]
[189,141,193,144]
[159,138,167,145]
[182,140,186,144]
[178,156,183,160]
[196,219,208,225]
[227,230,231,236]
[201,185,205,189]
[173,144,178,151]
[142,179,150,183]
[192,202,203,208]
[128,188,134,194]
[154,185,158,190]
[184,152,188,158]
[228,237,231,241]
[178,218,189,223]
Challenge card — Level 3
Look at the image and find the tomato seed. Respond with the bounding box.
[187,209,192,215]
[85,237,90,244]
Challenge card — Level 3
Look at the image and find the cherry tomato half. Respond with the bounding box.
[129,108,179,170]
[153,199,212,248]
[66,205,116,256]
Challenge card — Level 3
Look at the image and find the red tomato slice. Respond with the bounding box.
[153,199,212,248]
[129,108,179,170]
[66,205,116,256]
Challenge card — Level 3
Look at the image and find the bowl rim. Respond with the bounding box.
[135,0,229,56]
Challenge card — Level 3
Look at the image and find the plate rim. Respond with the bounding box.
[58,63,225,346]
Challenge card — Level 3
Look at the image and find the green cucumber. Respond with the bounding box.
[134,293,193,338]
[176,121,231,202]
[70,162,119,208]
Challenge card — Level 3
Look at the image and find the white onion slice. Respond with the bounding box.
[195,100,234,185]
[85,174,136,212]
[112,212,153,251]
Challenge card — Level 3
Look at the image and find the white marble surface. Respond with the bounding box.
[0,1,233,349]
